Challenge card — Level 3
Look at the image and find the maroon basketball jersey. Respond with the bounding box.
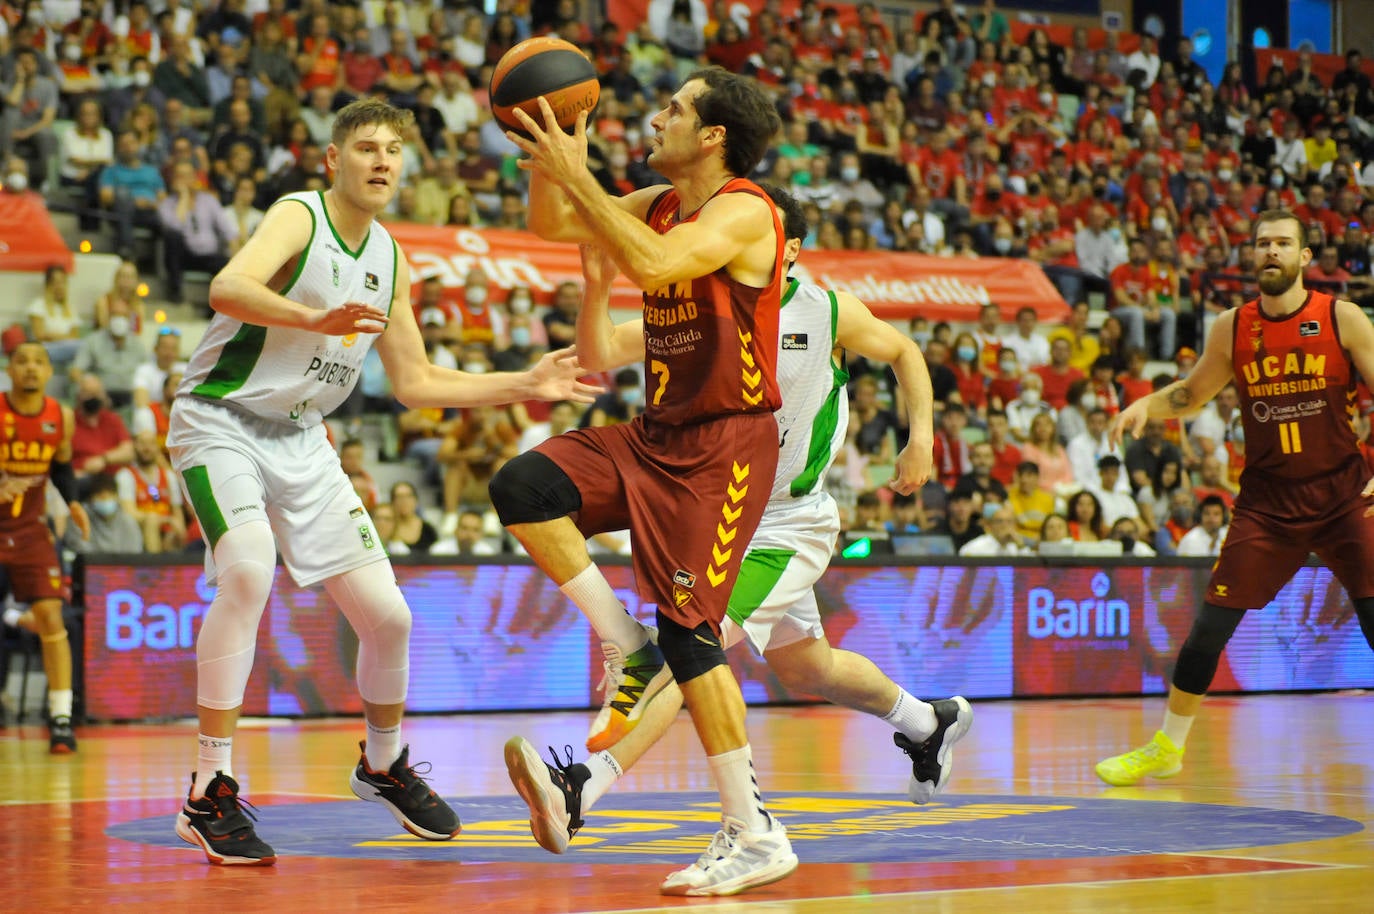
[0,395,64,529]
[1231,291,1360,480]
[641,178,784,425]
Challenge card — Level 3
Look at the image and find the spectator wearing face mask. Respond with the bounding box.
[581,367,644,428]
[1005,372,1054,443]
[70,373,135,494]
[74,474,145,553]
[452,266,505,345]
[491,312,542,372]
[69,302,149,409]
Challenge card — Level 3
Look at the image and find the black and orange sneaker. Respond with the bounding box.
[349,741,461,840]
[48,716,77,754]
[175,771,277,866]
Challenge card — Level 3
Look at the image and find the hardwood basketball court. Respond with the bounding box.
[3,693,1371,912]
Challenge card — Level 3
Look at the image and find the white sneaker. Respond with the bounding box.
[659,814,798,897]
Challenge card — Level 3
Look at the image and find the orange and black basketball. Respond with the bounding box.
[489,37,600,137]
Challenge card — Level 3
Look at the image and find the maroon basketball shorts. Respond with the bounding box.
[0,523,65,603]
[1208,461,1374,609]
[536,412,779,634]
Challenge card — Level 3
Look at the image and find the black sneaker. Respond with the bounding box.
[350,741,461,840]
[48,716,77,754]
[894,696,973,804]
[175,771,277,866]
[503,737,590,854]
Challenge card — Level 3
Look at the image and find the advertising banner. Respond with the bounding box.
[384,224,1070,325]
[82,560,1374,721]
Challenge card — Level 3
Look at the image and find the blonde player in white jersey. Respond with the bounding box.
[167,98,600,867]
[504,185,975,859]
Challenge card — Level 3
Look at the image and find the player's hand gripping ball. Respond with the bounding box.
[489,37,600,138]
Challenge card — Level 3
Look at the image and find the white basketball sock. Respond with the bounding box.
[707,745,770,833]
[193,735,233,798]
[47,689,73,720]
[560,565,647,653]
[1161,710,1194,748]
[883,688,937,743]
[365,721,403,771]
[579,751,622,814]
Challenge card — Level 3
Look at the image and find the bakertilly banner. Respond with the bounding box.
[386,223,1071,324]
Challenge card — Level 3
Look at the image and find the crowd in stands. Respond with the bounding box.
[5,0,1374,561]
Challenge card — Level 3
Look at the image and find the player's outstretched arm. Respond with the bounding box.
[576,243,646,371]
[377,241,603,409]
[208,198,390,334]
[834,291,933,494]
[1111,308,1237,447]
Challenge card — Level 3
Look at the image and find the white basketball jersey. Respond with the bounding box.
[771,277,849,502]
[177,191,396,428]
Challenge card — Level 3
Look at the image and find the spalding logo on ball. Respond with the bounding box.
[490,37,600,137]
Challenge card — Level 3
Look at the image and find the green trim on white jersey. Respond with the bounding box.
[772,278,849,502]
[178,191,395,427]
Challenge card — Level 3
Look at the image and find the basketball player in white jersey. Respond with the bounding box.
[504,186,974,859]
[168,98,599,866]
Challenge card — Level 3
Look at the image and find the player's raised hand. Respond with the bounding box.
[308,302,389,337]
[527,347,605,403]
[510,98,589,187]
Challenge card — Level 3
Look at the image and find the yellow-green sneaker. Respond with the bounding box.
[1095,731,1184,787]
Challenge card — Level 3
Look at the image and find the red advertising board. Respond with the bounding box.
[385,223,1070,325]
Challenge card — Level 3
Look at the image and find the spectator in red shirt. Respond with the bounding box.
[932,403,973,490]
[63,0,113,59]
[1293,182,1345,241]
[296,12,342,95]
[1116,347,1154,407]
[71,373,135,495]
[984,410,1024,488]
[1073,118,1115,179]
[1213,181,1254,247]
[987,347,1022,411]
[1034,337,1086,410]
[1305,243,1353,291]
[950,332,988,416]
[1111,237,1151,322]
[999,109,1060,181]
[912,129,966,204]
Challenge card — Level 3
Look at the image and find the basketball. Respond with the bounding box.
[489,37,600,137]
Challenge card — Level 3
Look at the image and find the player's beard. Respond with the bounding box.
[1257,259,1301,296]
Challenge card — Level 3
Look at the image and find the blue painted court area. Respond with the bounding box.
[110,792,1362,863]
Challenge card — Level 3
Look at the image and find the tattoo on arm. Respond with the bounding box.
[1166,385,1193,413]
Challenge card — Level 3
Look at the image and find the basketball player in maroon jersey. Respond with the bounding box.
[1,343,90,752]
[1097,209,1374,786]
[491,69,797,895]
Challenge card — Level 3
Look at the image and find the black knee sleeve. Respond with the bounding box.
[487,451,582,526]
[656,611,727,684]
[1354,597,1374,651]
[1172,601,1244,695]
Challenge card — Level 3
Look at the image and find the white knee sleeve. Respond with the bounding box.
[324,562,412,706]
[196,522,276,710]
